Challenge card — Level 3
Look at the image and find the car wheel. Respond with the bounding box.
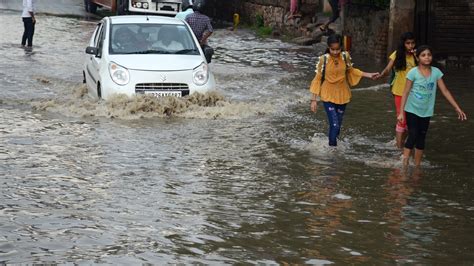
[82,71,86,83]
[97,83,102,99]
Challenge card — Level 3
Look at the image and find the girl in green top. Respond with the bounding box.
[377,32,417,149]
[398,45,467,166]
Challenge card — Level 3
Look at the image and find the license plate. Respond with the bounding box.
[145,91,182,98]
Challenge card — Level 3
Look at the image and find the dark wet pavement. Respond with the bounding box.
[1,2,474,264]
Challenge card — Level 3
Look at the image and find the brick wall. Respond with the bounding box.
[430,0,474,58]
[415,0,474,68]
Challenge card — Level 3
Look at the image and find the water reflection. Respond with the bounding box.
[298,174,368,262]
[382,167,440,263]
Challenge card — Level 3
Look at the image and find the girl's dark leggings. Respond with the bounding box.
[329,0,340,23]
[404,112,431,150]
[323,101,346,146]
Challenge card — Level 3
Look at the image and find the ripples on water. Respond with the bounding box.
[1,9,474,264]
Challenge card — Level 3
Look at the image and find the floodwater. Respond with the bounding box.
[1,10,474,264]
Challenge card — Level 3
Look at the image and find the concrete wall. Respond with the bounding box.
[387,0,415,54]
[240,2,287,28]
[206,0,321,27]
[343,4,390,61]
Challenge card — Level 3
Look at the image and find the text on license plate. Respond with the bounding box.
[145,91,182,98]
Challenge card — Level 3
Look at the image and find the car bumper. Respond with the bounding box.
[101,68,216,100]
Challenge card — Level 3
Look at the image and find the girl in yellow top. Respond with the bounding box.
[377,32,417,149]
[310,34,378,146]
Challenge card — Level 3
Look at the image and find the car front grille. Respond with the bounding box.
[135,83,189,92]
[135,83,190,96]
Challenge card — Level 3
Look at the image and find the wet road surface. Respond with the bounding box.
[1,4,474,264]
[0,0,93,18]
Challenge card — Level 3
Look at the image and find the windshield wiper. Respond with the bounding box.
[135,50,171,54]
[117,49,197,55]
[117,50,170,54]
[174,49,199,55]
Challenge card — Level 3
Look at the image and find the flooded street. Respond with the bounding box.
[1,7,474,264]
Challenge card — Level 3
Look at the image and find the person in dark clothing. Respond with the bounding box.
[185,0,214,63]
[21,0,36,48]
[185,0,213,45]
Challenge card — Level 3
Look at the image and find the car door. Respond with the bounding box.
[85,22,102,90]
[86,21,105,94]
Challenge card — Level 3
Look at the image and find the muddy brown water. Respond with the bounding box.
[1,10,473,264]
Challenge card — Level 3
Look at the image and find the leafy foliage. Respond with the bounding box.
[255,14,265,28]
[253,14,272,37]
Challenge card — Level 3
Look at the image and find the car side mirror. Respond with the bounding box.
[85,46,99,56]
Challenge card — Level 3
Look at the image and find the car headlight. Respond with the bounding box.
[193,62,209,86]
[109,62,130,86]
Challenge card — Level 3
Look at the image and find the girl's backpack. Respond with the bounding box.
[320,51,355,86]
[388,68,396,86]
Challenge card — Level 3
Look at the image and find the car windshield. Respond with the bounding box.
[109,23,199,55]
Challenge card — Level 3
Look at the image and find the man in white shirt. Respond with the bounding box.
[154,27,185,52]
[175,0,193,20]
[21,0,36,48]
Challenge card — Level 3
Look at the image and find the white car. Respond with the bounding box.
[83,15,215,100]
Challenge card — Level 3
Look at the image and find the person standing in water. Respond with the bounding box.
[377,32,417,149]
[398,45,467,166]
[21,0,36,48]
[185,0,213,46]
[185,0,214,62]
[310,34,379,146]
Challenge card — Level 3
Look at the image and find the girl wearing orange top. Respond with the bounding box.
[378,32,417,149]
[310,34,378,146]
